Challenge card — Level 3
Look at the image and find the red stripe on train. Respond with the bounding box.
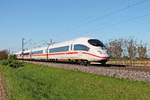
[32,51,109,59]
[81,52,109,58]
[32,52,78,56]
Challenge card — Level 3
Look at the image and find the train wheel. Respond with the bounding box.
[101,61,106,65]
[79,60,89,66]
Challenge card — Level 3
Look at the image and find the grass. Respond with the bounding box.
[0,63,150,100]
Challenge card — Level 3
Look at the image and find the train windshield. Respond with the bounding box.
[88,39,105,47]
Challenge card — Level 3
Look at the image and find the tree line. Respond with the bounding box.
[0,50,8,60]
[106,38,148,60]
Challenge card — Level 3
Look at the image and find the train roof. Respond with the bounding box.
[47,37,91,47]
[16,37,97,53]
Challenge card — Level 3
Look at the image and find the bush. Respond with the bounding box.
[9,60,24,68]
[0,54,24,68]
[0,59,24,68]
[8,55,16,60]
[0,60,9,66]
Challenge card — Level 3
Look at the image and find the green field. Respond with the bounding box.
[0,63,150,100]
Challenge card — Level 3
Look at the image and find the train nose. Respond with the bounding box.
[98,50,110,58]
[104,53,110,58]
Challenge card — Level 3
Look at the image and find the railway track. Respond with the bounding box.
[24,60,150,82]
[26,60,150,72]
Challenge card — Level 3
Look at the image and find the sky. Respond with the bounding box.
[0,0,150,52]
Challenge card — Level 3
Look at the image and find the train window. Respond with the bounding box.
[32,50,43,54]
[23,52,30,55]
[74,44,89,51]
[49,46,69,53]
[88,39,105,47]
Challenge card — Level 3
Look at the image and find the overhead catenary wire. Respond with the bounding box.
[85,0,149,24]
[93,12,150,32]
[69,0,150,34]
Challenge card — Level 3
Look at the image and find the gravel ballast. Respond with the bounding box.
[29,61,150,82]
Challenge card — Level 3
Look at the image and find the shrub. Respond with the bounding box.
[0,59,24,68]
[8,60,24,68]
[0,60,9,66]
[8,55,16,60]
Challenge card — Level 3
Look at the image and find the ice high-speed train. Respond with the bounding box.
[15,37,110,65]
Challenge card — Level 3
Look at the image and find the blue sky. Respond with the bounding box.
[0,0,150,51]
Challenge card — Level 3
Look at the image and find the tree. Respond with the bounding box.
[108,39,123,59]
[137,42,147,59]
[0,50,8,60]
[127,39,137,59]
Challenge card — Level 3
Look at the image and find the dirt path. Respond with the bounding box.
[0,75,5,100]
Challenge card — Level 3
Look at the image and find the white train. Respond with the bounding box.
[15,37,110,65]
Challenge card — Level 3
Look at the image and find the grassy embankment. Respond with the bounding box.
[0,62,150,100]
